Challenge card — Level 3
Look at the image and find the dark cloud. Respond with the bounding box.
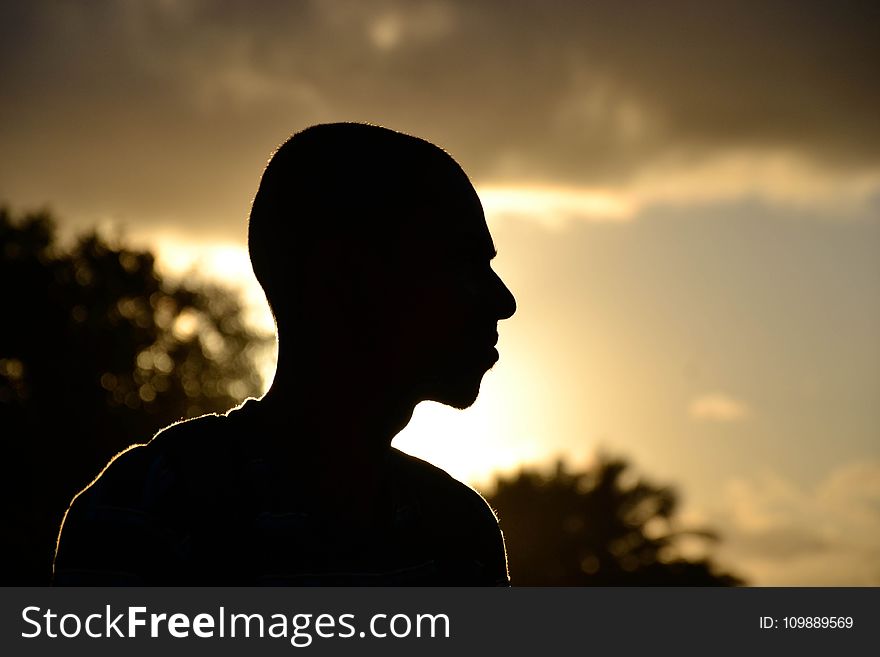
[1,0,878,231]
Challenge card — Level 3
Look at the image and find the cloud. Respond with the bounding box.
[626,150,880,216]
[480,149,880,227]
[1,1,878,233]
[688,393,751,422]
[714,463,880,585]
[480,184,635,228]
[366,2,456,52]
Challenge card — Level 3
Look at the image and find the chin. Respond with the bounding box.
[435,390,479,411]
[422,371,486,410]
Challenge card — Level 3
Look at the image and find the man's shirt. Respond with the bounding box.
[54,399,509,586]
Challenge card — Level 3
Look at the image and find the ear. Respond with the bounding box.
[294,234,374,313]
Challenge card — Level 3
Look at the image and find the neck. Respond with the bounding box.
[256,350,416,469]
[254,358,416,514]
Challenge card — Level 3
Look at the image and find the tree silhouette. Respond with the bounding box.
[488,455,743,585]
[1,206,272,584]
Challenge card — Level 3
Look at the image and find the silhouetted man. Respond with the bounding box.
[54,123,516,585]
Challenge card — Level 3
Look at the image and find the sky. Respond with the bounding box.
[2,0,879,585]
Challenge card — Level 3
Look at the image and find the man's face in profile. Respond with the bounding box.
[374,177,517,410]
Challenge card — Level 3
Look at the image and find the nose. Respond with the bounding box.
[490,268,516,320]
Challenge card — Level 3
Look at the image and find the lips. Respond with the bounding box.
[485,332,500,365]
[450,329,499,369]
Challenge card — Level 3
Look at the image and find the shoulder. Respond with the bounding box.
[75,412,229,510]
[390,448,497,520]
[53,412,231,584]
[390,448,509,584]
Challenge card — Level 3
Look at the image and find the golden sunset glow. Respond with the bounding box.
[3,0,878,586]
[479,185,634,227]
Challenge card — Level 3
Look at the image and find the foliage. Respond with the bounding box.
[0,206,271,583]
[488,455,743,585]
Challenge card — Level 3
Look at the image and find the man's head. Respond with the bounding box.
[248,123,515,409]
